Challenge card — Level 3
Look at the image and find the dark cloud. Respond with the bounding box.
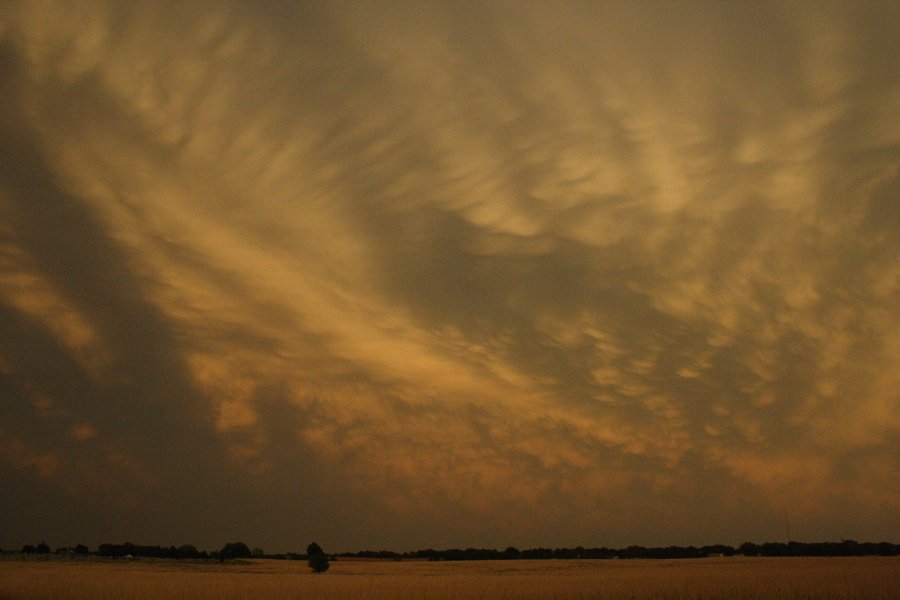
[0,1,897,551]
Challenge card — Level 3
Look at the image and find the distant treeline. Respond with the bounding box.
[338,540,900,561]
[94,541,267,560]
[97,543,211,559]
[11,539,899,561]
[15,542,256,560]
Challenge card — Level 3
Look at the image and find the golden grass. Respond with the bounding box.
[0,556,897,599]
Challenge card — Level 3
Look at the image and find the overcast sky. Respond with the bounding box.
[1,0,898,553]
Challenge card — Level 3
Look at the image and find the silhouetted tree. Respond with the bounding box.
[307,542,329,573]
[219,541,252,561]
[738,541,761,556]
[176,544,200,559]
[36,542,51,554]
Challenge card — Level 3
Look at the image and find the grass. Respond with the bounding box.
[0,556,897,599]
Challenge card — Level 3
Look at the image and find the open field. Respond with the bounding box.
[0,556,897,599]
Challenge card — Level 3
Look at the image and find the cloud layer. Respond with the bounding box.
[1,0,897,551]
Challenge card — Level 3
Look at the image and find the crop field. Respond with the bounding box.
[0,556,897,600]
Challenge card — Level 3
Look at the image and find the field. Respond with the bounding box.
[0,556,897,599]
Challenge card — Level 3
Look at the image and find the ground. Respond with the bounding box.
[0,555,897,599]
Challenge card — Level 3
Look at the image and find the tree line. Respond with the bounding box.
[11,539,899,561]
[337,540,899,561]
[12,540,332,573]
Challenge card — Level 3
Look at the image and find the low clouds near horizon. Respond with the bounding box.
[1,1,897,552]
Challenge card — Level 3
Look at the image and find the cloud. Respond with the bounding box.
[0,0,897,550]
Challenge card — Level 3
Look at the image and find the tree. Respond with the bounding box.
[307,542,329,573]
[176,544,200,559]
[738,541,761,556]
[219,541,252,561]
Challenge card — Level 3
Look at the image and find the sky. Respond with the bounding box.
[0,0,897,554]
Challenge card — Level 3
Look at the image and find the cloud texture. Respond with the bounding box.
[1,1,898,551]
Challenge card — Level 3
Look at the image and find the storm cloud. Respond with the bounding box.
[1,1,897,552]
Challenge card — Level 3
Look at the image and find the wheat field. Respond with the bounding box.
[0,556,897,600]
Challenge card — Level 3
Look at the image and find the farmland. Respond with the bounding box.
[0,556,897,599]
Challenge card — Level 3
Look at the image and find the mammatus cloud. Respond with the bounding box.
[1,1,897,550]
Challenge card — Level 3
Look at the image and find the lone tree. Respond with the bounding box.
[306,542,330,573]
[219,541,252,562]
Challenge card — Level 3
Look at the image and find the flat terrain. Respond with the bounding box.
[0,556,897,599]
